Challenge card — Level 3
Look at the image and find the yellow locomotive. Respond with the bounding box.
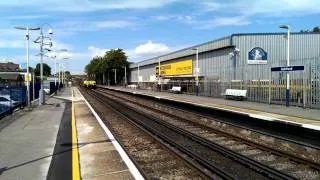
[83,80,97,89]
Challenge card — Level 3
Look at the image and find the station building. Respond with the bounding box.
[0,62,25,87]
[129,32,320,108]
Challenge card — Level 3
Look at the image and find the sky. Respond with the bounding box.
[0,0,319,74]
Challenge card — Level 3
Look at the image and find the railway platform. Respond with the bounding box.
[72,87,141,180]
[0,88,72,180]
[98,85,320,131]
[0,87,142,180]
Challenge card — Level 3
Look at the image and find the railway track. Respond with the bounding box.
[85,88,303,179]
[94,88,320,180]
[80,88,216,179]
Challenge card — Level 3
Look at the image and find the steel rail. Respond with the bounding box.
[98,87,320,150]
[97,88,320,171]
[82,88,216,179]
[93,89,296,180]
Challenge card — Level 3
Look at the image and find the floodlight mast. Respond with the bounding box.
[35,23,54,105]
[279,24,290,106]
[14,26,40,108]
[192,48,199,96]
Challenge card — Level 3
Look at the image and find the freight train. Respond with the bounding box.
[83,80,96,89]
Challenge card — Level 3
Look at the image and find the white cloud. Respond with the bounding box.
[0,0,180,12]
[94,20,134,28]
[201,0,320,16]
[50,41,179,73]
[53,20,135,35]
[134,41,170,56]
[52,40,73,51]
[88,46,109,58]
[46,51,73,60]
[0,38,72,54]
[199,16,251,29]
[179,16,251,29]
[177,15,193,21]
[0,39,24,49]
[83,41,171,63]
[152,16,172,21]
[5,15,48,20]
[0,56,23,63]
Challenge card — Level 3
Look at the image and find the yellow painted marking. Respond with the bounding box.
[72,89,81,180]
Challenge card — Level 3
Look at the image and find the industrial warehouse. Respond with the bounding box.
[129,32,320,108]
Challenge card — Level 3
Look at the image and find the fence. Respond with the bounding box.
[134,56,320,109]
[0,86,27,118]
[0,80,64,119]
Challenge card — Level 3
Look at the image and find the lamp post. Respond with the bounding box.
[54,56,57,86]
[137,64,140,87]
[61,63,67,85]
[50,49,67,92]
[192,48,199,96]
[61,63,64,85]
[15,26,40,107]
[124,65,127,87]
[32,72,35,100]
[58,58,61,88]
[34,23,53,105]
[114,69,117,85]
[158,57,161,91]
[44,48,57,89]
[229,48,240,81]
[56,52,69,90]
[280,24,290,107]
[62,57,70,86]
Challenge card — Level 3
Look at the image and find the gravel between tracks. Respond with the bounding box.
[81,88,213,180]
[98,89,320,180]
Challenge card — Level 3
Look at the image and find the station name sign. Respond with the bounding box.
[271,66,304,72]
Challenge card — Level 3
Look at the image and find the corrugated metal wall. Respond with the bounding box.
[130,33,320,82]
[130,64,155,82]
[128,33,320,108]
[232,33,320,81]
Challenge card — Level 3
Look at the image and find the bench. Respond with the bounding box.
[225,89,247,100]
[128,84,137,89]
[169,86,182,94]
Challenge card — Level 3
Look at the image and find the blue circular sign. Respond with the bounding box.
[248,47,268,61]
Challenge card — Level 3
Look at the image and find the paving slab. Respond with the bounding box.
[0,88,71,180]
[72,87,135,180]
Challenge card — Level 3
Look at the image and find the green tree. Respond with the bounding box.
[84,49,129,85]
[312,26,320,32]
[34,63,51,76]
[64,71,71,80]
[300,26,320,32]
[28,67,34,73]
[65,71,71,76]
[104,49,128,85]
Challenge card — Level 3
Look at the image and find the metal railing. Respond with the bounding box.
[131,56,320,109]
[0,86,26,118]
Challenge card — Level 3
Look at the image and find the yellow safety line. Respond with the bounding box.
[72,89,81,180]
